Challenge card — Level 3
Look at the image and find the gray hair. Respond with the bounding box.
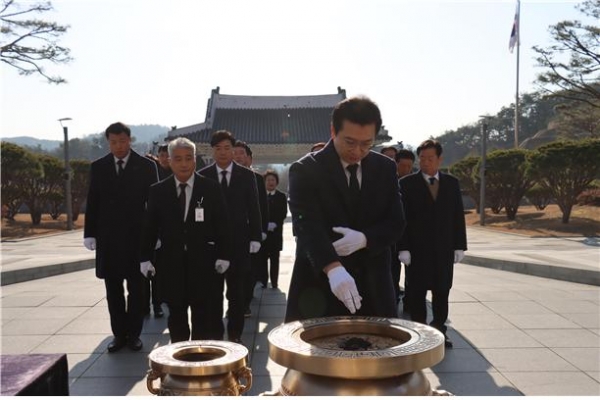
[168,137,196,157]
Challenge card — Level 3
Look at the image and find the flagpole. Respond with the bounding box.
[514,0,520,148]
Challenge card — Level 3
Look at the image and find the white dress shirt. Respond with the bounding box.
[216,163,234,186]
[113,152,131,174]
[174,174,194,221]
[340,160,362,188]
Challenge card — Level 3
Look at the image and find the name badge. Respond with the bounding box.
[195,207,204,222]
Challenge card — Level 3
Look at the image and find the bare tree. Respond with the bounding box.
[533,0,600,107]
[0,0,72,84]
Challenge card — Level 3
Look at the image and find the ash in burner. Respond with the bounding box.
[339,337,372,351]
[309,334,401,350]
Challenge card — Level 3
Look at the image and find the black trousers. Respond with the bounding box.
[166,303,220,342]
[265,249,280,288]
[245,251,264,309]
[225,259,250,341]
[104,276,144,339]
[142,276,161,312]
[409,286,450,334]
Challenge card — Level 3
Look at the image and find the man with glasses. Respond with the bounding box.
[285,96,406,322]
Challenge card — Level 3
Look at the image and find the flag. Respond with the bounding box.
[508,1,520,53]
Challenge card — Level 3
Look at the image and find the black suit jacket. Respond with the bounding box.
[265,189,288,252]
[285,140,406,322]
[398,171,467,291]
[84,151,158,279]
[199,163,262,264]
[140,173,232,304]
[253,170,269,236]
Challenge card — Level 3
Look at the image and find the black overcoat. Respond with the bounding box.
[84,151,158,279]
[398,171,467,291]
[265,189,288,252]
[285,140,406,322]
[140,173,232,305]
[198,163,262,264]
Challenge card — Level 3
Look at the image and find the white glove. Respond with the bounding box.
[83,237,96,251]
[155,238,162,250]
[140,261,156,278]
[398,250,411,265]
[249,241,261,254]
[261,232,267,241]
[454,250,465,263]
[332,227,367,256]
[267,222,277,232]
[215,259,230,274]
[327,266,362,314]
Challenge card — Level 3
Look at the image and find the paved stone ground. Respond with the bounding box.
[1,222,599,395]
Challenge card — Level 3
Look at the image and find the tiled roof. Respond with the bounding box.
[209,107,332,144]
[169,88,389,145]
[209,93,346,110]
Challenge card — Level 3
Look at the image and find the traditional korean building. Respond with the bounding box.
[168,87,391,165]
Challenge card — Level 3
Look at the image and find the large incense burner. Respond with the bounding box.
[146,340,251,396]
[267,316,447,396]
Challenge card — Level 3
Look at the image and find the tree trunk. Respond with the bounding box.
[505,205,518,220]
[30,210,42,225]
[558,202,573,224]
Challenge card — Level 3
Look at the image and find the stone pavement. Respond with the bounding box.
[1,223,599,396]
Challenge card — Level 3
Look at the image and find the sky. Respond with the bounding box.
[0,0,588,148]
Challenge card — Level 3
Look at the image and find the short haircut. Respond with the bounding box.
[264,169,279,184]
[395,149,415,162]
[105,122,130,139]
[168,137,196,157]
[210,130,236,147]
[381,146,398,156]
[158,144,168,154]
[416,139,443,157]
[331,96,382,135]
[310,142,327,152]
[234,140,252,156]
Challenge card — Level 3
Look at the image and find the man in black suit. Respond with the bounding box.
[83,122,158,352]
[140,138,231,342]
[155,144,173,180]
[233,140,269,314]
[392,149,416,314]
[398,139,467,348]
[199,131,262,343]
[263,170,288,290]
[285,96,406,322]
[142,144,172,319]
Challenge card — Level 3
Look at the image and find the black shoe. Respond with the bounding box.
[260,282,267,289]
[444,336,453,348]
[128,337,143,351]
[244,308,252,318]
[107,336,127,353]
[272,283,278,289]
[153,307,164,318]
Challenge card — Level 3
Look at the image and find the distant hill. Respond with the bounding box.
[1,124,172,154]
[1,136,62,151]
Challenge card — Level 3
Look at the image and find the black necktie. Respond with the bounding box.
[347,164,360,225]
[178,183,187,220]
[429,177,436,185]
[347,164,360,193]
[117,159,124,176]
[221,170,228,191]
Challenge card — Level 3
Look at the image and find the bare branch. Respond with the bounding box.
[0,0,71,84]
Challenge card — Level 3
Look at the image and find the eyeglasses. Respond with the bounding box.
[342,138,374,151]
